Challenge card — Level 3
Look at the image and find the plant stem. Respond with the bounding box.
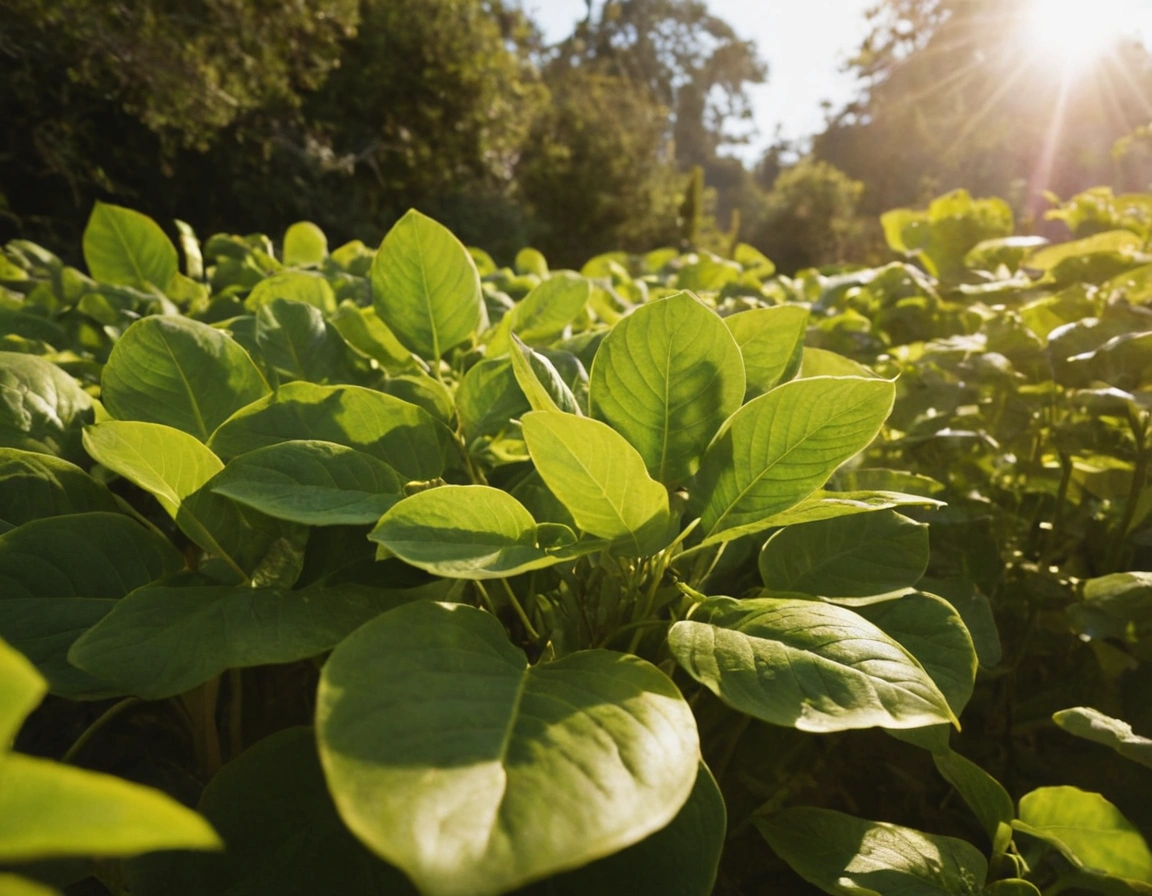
[500,577,541,641]
[1107,411,1149,571]
[228,668,244,760]
[62,697,140,764]
[181,676,223,779]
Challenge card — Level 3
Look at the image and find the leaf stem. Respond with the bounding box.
[62,697,140,764]
[500,577,541,641]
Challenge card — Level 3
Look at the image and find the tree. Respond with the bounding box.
[813,0,1152,224]
[516,67,683,265]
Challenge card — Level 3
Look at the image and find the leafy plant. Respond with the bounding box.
[1,193,1151,896]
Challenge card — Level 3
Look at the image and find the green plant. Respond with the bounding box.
[1,195,1150,895]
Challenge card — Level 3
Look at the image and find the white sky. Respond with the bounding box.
[527,0,875,164]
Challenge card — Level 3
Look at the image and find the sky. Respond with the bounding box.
[526,0,875,164]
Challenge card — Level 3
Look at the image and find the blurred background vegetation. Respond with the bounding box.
[3,0,1152,271]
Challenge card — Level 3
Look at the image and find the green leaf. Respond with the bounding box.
[489,274,592,354]
[69,578,431,700]
[1052,707,1152,769]
[759,510,929,598]
[329,304,416,372]
[244,272,336,315]
[933,751,1014,843]
[984,882,1042,896]
[0,753,220,861]
[590,292,745,484]
[0,352,94,463]
[756,806,988,896]
[83,421,229,555]
[0,511,181,599]
[515,247,549,276]
[316,601,699,896]
[1015,787,1152,885]
[0,873,60,896]
[369,485,572,579]
[751,490,944,529]
[127,728,415,896]
[860,593,977,752]
[0,635,44,747]
[0,449,118,530]
[693,377,895,544]
[521,762,725,896]
[371,209,484,360]
[211,440,404,526]
[209,382,450,481]
[254,299,358,384]
[0,598,117,699]
[82,201,178,290]
[456,358,530,443]
[282,222,328,267]
[509,336,580,415]
[799,348,881,379]
[668,597,956,732]
[101,317,270,440]
[725,305,808,399]
[522,411,671,556]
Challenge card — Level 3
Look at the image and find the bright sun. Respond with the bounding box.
[1024,0,1151,72]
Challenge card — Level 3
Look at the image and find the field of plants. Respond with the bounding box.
[1,187,1151,896]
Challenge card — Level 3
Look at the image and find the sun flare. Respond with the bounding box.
[1024,0,1152,72]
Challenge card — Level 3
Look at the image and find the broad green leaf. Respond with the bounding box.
[759,510,928,598]
[0,599,117,699]
[1026,231,1144,273]
[756,806,988,896]
[509,336,580,415]
[369,485,570,579]
[329,304,416,372]
[753,490,944,529]
[254,299,358,384]
[1015,787,1152,885]
[860,593,977,752]
[522,411,671,556]
[0,753,220,861]
[693,377,895,544]
[933,751,1014,843]
[282,222,328,267]
[489,274,592,353]
[725,305,808,398]
[0,512,181,601]
[82,201,177,290]
[211,440,404,526]
[590,293,745,484]
[521,762,725,896]
[0,353,94,462]
[371,209,483,360]
[0,873,60,896]
[102,317,270,440]
[209,382,450,481]
[128,728,415,896]
[515,247,548,276]
[245,271,336,314]
[456,358,530,443]
[668,597,956,732]
[984,882,1042,896]
[69,578,432,700]
[0,449,118,530]
[1052,707,1152,769]
[0,635,44,747]
[82,421,288,579]
[316,601,699,896]
[799,348,880,379]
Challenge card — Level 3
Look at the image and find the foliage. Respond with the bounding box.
[1,189,1151,896]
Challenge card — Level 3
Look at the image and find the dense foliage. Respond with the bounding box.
[1,188,1151,896]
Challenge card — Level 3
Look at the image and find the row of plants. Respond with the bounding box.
[0,187,1149,895]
